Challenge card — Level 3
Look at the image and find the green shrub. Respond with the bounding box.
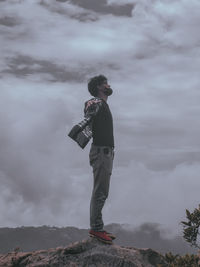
[157,252,199,266]
[181,205,200,249]
[157,205,200,266]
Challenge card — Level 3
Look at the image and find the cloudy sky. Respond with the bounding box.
[0,0,200,238]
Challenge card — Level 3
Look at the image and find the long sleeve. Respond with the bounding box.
[68,98,102,149]
[84,98,103,119]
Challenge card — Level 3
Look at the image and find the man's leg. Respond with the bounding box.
[89,145,113,231]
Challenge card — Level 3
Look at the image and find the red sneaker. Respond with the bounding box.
[105,231,116,240]
[89,230,112,244]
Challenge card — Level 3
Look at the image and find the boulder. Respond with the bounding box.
[0,238,167,267]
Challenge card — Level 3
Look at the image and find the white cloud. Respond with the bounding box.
[106,160,200,237]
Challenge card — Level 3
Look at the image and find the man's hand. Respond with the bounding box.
[85,99,102,110]
[84,98,102,118]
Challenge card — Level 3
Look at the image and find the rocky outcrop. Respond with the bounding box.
[0,238,167,267]
[0,224,196,255]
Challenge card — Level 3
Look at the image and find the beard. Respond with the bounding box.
[104,88,113,96]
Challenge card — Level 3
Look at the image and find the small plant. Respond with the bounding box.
[181,205,200,249]
[163,252,199,266]
[157,205,200,266]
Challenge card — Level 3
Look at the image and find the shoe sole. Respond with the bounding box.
[89,234,112,244]
[106,234,116,240]
[107,235,116,240]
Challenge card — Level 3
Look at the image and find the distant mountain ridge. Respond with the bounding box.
[0,223,197,255]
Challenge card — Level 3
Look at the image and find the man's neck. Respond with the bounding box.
[97,93,108,102]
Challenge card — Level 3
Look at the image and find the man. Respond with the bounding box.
[85,75,115,244]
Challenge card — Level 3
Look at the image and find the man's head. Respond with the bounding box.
[88,75,113,97]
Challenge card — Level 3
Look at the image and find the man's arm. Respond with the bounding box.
[84,98,103,118]
[68,98,102,149]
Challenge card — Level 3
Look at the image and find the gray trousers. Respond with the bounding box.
[89,143,114,231]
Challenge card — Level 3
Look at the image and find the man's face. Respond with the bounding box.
[98,80,110,91]
[97,80,113,96]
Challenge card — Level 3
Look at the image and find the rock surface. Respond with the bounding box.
[0,224,196,255]
[0,238,167,267]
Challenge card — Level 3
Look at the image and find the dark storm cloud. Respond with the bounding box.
[0,16,20,27]
[70,13,98,22]
[1,55,88,82]
[1,55,120,82]
[57,0,134,17]
[40,0,99,22]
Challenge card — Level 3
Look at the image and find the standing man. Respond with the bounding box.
[84,75,115,244]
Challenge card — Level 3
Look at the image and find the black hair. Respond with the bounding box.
[87,75,107,97]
